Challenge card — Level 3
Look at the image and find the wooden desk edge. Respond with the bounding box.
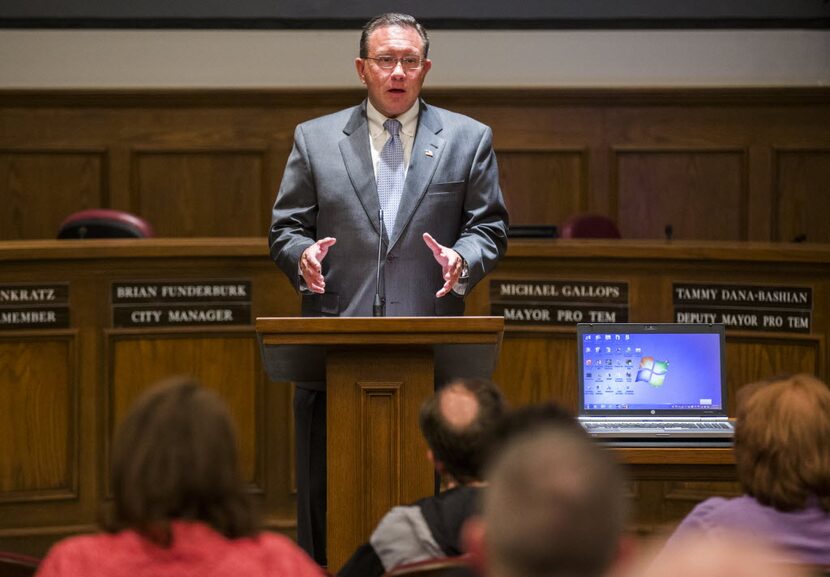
[613,446,735,465]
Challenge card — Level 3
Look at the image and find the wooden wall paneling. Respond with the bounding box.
[261,143,290,236]
[255,368,295,534]
[773,149,830,244]
[327,348,433,570]
[492,330,577,409]
[0,330,94,557]
[0,236,826,554]
[454,100,607,218]
[654,479,742,531]
[496,149,588,228]
[107,145,133,211]
[0,332,78,503]
[619,457,738,536]
[613,148,748,241]
[105,329,264,492]
[130,149,268,237]
[724,333,822,416]
[0,149,106,240]
[627,272,668,322]
[625,480,665,535]
[746,145,774,241]
[1,89,830,242]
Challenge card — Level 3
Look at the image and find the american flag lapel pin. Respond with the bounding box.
[425,149,434,157]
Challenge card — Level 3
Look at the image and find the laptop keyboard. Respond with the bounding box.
[582,421,733,432]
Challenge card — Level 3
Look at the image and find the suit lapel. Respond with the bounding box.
[389,100,445,251]
[339,102,383,239]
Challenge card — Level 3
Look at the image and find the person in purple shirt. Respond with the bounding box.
[664,373,830,565]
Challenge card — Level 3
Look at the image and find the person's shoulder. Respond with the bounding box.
[686,495,738,518]
[676,494,771,534]
[418,485,480,508]
[38,532,125,574]
[45,531,120,556]
[243,531,325,573]
[246,531,320,561]
[253,530,305,550]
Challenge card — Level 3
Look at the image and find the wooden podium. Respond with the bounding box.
[256,316,504,570]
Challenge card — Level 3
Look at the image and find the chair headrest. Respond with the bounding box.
[560,213,621,239]
[57,209,154,239]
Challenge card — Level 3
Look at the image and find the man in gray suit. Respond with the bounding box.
[269,12,508,565]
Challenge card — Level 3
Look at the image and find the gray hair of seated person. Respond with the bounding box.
[483,424,627,577]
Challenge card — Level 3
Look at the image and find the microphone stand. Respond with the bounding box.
[373,209,385,317]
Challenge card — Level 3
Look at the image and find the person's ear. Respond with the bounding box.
[355,58,367,84]
[461,516,486,575]
[429,450,447,477]
[421,58,432,77]
[608,533,639,577]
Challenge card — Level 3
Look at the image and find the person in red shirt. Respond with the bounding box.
[36,377,325,577]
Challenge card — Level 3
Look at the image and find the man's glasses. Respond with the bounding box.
[364,55,425,71]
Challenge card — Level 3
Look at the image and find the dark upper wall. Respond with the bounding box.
[2,0,829,29]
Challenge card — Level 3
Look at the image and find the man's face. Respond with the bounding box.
[355,25,432,118]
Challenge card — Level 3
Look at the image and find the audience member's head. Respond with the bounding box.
[486,401,581,463]
[419,378,507,486]
[734,373,830,513]
[467,421,629,577]
[106,376,258,544]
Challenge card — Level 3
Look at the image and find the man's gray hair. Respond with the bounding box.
[484,425,628,577]
[360,13,430,58]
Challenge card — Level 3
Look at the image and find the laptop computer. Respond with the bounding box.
[576,323,734,446]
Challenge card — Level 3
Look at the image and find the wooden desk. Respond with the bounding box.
[0,238,826,554]
[613,447,738,534]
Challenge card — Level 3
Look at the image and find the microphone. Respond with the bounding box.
[373,209,385,317]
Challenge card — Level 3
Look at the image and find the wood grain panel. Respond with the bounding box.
[725,334,820,415]
[493,331,577,409]
[774,150,830,243]
[108,332,261,486]
[0,335,76,501]
[327,349,433,571]
[620,461,740,535]
[1,88,829,242]
[615,150,746,240]
[0,234,828,555]
[360,384,400,537]
[664,480,742,503]
[132,150,265,237]
[662,480,742,519]
[496,150,586,227]
[0,150,105,240]
[626,480,665,535]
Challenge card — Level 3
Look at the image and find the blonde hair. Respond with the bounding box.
[734,373,830,512]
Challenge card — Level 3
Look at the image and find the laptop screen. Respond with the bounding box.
[576,323,727,417]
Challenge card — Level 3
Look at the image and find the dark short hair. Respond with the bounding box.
[105,377,259,542]
[419,378,506,484]
[486,401,582,468]
[359,13,430,58]
[735,373,830,512]
[485,425,627,577]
